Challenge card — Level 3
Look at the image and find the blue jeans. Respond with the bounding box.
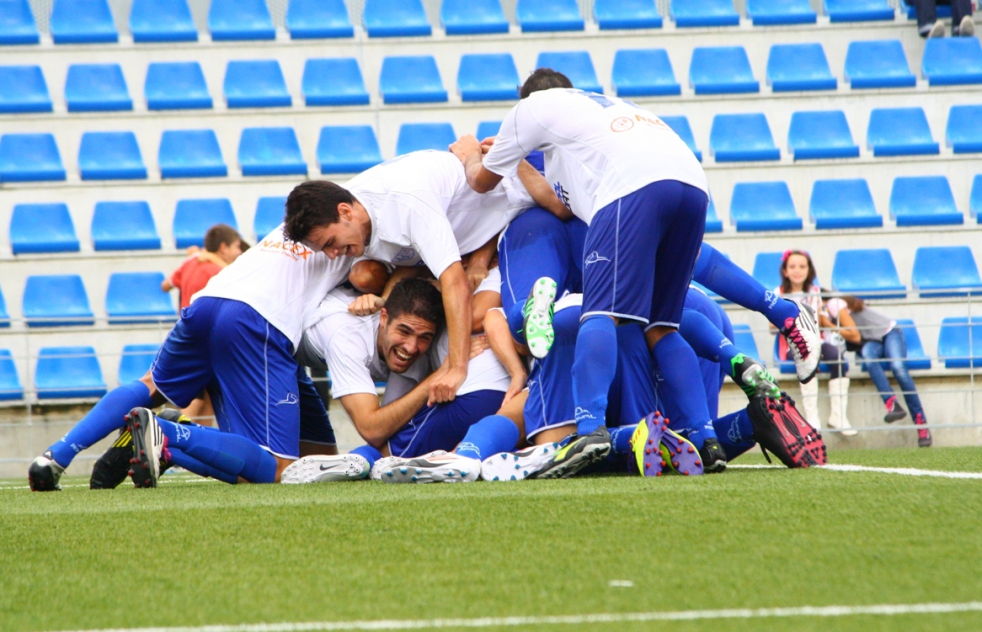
[861,328,924,417]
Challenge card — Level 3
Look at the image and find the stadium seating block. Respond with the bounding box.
[730,181,802,231]
[50,0,118,43]
[671,0,739,27]
[118,344,160,385]
[946,105,982,153]
[10,203,80,254]
[0,0,39,44]
[612,49,680,96]
[145,62,213,110]
[831,249,906,299]
[255,196,287,239]
[443,0,509,34]
[660,115,701,162]
[78,131,147,180]
[690,46,759,94]
[912,246,982,297]
[380,56,448,104]
[922,38,982,86]
[238,127,307,176]
[748,0,816,24]
[106,272,177,324]
[0,133,65,182]
[317,125,383,173]
[91,201,161,251]
[224,60,291,108]
[209,0,275,40]
[890,175,963,226]
[65,63,132,112]
[23,275,95,327]
[363,0,431,37]
[159,129,227,179]
[731,324,762,362]
[810,179,882,229]
[844,40,916,89]
[35,347,106,399]
[824,0,894,22]
[705,197,722,232]
[302,58,369,106]
[594,0,662,29]
[535,51,602,93]
[752,252,784,292]
[130,0,197,42]
[893,320,931,370]
[767,43,836,92]
[476,121,501,139]
[0,65,52,113]
[973,175,982,223]
[517,0,584,31]
[0,287,9,327]
[0,349,22,400]
[867,108,939,157]
[710,113,780,162]
[286,0,354,38]
[396,123,456,155]
[938,317,982,368]
[458,54,520,101]
[788,110,859,160]
[173,198,238,249]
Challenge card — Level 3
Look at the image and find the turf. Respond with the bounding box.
[3,447,982,632]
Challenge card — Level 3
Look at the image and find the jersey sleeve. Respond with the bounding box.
[320,323,378,398]
[483,100,545,178]
[380,372,420,406]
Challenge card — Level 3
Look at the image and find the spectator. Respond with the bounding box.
[913,0,974,37]
[773,250,858,436]
[826,296,932,448]
[162,224,245,309]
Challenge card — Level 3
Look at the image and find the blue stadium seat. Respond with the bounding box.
[890,176,963,226]
[689,47,758,94]
[844,40,915,89]
[767,43,836,92]
[810,179,882,229]
[35,347,105,399]
[159,129,227,179]
[442,0,509,34]
[10,203,80,254]
[594,0,662,29]
[0,286,9,327]
[23,275,95,327]
[118,344,159,385]
[145,62,212,110]
[50,0,118,43]
[255,196,286,239]
[938,317,982,368]
[0,66,51,112]
[670,0,738,26]
[65,63,132,112]
[0,0,39,44]
[238,127,307,176]
[867,108,939,157]
[612,49,680,96]
[922,38,982,86]
[831,249,906,299]
[730,181,802,231]
[287,0,354,38]
[660,115,701,162]
[477,121,501,139]
[517,0,584,31]
[106,272,177,324]
[705,197,722,232]
[973,175,982,224]
[317,125,383,173]
[302,58,369,106]
[224,60,291,108]
[893,320,931,370]
[747,0,815,24]
[209,0,275,40]
[396,123,455,155]
[173,198,237,249]
[752,252,784,293]
[824,0,894,21]
[363,0,431,37]
[731,324,761,362]
[0,349,22,400]
[130,0,197,42]
[710,113,780,162]
[912,246,982,297]
[946,105,982,153]
[788,110,859,160]
[535,51,601,93]
[458,53,519,101]
[380,56,448,104]
[78,131,147,180]
[0,133,65,182]
[92,201,161,251]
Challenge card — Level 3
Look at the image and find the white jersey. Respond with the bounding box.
[194,225,352,350]
[483,88,709,224]
[347,151,533,274]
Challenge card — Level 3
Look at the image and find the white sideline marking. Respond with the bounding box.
[0,478,218,491]
[49,601,982,632]
[729,463,982,479]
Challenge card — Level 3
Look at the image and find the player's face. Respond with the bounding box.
[303,203,370,260]
[379,311,437,373]
[784,254,810,287]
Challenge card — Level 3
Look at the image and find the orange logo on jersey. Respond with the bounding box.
[634,114,670,129]
[611,117,634,132]
[260,239,314,261]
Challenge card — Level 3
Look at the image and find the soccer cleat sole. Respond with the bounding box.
[530,443,610,480]
[750,393,826,468]
[379,456,479,484]
[659,429,704,477]
[125,408,161,488]
[481,443,559,481]
[523,277,557,359]
[280,454,369,484]
[28,456,62,492]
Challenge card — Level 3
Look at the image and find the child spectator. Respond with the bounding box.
[826,296,932,448]
[162,224,245,309]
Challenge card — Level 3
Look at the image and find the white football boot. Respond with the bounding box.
[480,443,561,481]
[280,454,370,484]
[781,300,822,384]
[377,451,480,483]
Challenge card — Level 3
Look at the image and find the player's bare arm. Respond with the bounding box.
[517,160,572,221]
[464,235,498,293]
[428,262,472,405]
[484,309,527,405]
[450,134,503,193]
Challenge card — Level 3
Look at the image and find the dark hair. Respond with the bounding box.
[779,250,817,295]
[385,278,445,333]
[843,296,865,313]
[520,68,573,99]
[284,180,355,243]
[203,224,242,253]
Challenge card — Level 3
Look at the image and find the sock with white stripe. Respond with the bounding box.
[158,418,278,483]
[455,415,520,461]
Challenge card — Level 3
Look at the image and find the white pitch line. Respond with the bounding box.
[0,478,218,491]
[820,464,982,479]
[47,601,982,632]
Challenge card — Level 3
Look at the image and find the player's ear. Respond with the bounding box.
[337,202,352,221]
[379,307,388,328]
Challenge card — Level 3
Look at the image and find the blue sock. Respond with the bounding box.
[679,309,741,368]
[351,445,382,470]
[455,415,520,461]
[651,332,716,450]
[158,418,278,484]
[713,409,757,462]
[167,447,238,484]
[609,425,636,455]
[693,244,798,328]
[572,315,618,436]
[49,380,153,468]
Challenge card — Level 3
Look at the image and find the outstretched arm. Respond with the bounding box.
[450,135,503,193]
[340,377,435,448]
[517,160,571,220]
[427,262,471,405]
[485,309,527,405]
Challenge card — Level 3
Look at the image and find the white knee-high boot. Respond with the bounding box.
[827,377,858,436]
[798,378,821,430]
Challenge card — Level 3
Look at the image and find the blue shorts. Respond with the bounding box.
[582,180,708,328]
[388,390,504,458]
[499,207,587,343]
[152,297,309,459]
[298,368,336,447]
[681,288,734,419]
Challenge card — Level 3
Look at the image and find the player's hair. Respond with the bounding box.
[283,180,355,243]
[779,249,817,295]
[384,278,445,333]
[519,68,573,99]
[203,224,242,253]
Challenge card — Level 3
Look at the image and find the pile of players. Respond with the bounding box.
[28,69,827,492]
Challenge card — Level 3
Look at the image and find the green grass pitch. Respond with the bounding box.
[3,447,982,632]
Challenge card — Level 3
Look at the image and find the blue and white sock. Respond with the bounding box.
[455,415,520,461]
[679,308,740,367]
[713,409,757,462]
[158,418,278,484]
[651,332,716,449]
[572,315,619,436]
[351,445,382,470]
[167,447,238,484]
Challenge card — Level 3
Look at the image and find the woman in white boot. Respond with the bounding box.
[772,250,859,436]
